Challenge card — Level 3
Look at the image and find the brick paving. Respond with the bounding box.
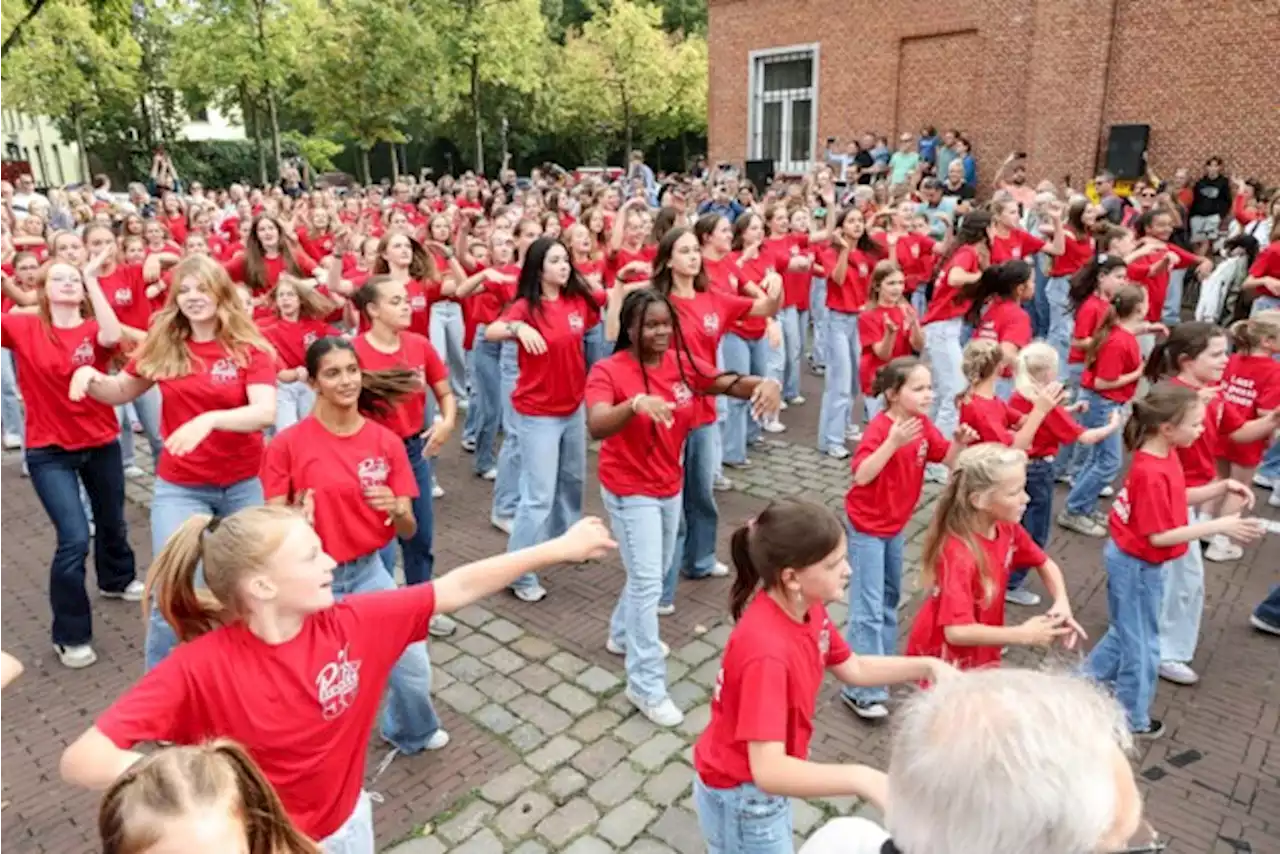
[2,368,1278,854]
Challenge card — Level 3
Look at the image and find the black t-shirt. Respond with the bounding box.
[854,150,874,185]
[941,180,975,201]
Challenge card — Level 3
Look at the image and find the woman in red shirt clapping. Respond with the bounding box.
[224,215,318,319]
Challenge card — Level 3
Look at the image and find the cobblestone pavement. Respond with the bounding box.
[2,371,1279,854]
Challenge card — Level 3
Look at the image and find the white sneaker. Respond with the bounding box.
[123,464,145,478]
[1100,485,1115,498]
[1204,536,1243,563]
[656,603,675,617]
[788,395,806,405]
[845,425,863,442]
[480,468,497,481]
[1253,473,1275,489]
[708,560,730,577]
[779,400,788,411]
[713,475,735,492]
[491,515,514,535]
[626,689,683,727]
[428,614,457,637]
[1004,587,1042,607]
[432,482,445,499]
[101,579,145,602]
[54,644,98,669]
[825,445,851,460]
[3,433,22,450]
[512,583,547,603]
[1158,661,1199,685]
[461,437,477,453]
[841,694,888,720]
[762,419,787,434]
[426,729,451,750]
[1270,489,1280,509]
[606,637,669,657]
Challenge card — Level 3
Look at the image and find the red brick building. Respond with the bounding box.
[707,0,1280,188]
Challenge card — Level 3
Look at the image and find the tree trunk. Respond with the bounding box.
[71,107,91,185]
[470,56,484,176]
[1,0,50,58]
[390,141,400,182]
[360,146,372,185]
[265,87,282,180]
[245,91,268,186]
[622,95,633,167]
[254,0,281,180]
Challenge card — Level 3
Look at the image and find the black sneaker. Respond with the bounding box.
[1133,719,1166,739]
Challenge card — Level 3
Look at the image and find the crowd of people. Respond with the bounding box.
[1,138,1278,854]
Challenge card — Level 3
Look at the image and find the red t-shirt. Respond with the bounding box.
[606,245,655,287]
[99,263,152,331]
[261,417,418,563]
[160,214,188,245]
[1127,243,1197,322]
[959,393,1021,446]
[126,339,276,487]
[467,264,519,327]
[845,412,949,537]
[224,250,320,296]
[693,594,850,789]
[95,583,437,841]
[1068,293,1109,364]
[923,244,981,325]
[499,293,601,417]
[668,288,753,427]
[0,315,119,450]
[975,298,1031,378]
[1249,243,1280,284]
[1082,326,1141,403]
[586,350,717,498]
[262,317,336,370]
[1048,232,1094,278]
[1109,450,1189,564]
[728,247,786,339]
[1219,353,1280,467]
[873,232,936,294]
[905,523,1047,669]
[989,228,1045,264]
[780,233,814,310]
[351,332,447,439]
[702,254,737,295]
[297,229,337,262]
[1009,394,1084,458]
[857,304,914,392]
[1168,377,1227,487]
[818,246,872,314]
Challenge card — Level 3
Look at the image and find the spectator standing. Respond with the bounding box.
[1188,157,1232,245]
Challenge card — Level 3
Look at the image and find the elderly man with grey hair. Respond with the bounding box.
[800,669,1154,854]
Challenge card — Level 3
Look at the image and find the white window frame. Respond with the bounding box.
[746,43,820,175]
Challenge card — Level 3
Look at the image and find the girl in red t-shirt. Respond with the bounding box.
[957,338,1059,450]
[589,287,781,728]
[223,215,319,321]
[607,198,655,289]
[1084,383,1262,737]
[99,740,318,854]
[988,196,1064,264]
[142,219,182,260]
[1046,198,1099,369]
[295,205,339,262]
[61,505,615,848]
[565,222,609,370]
[906,444,1082,671]
[858,261,923,423]
[963,259,1035,399]
[261,275,340,432]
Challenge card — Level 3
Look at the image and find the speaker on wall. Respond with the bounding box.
[744,158,774,190]
[1105,124,1149,180]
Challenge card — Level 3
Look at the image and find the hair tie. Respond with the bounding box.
[1097,252,1109,263]
[205,515,223,536]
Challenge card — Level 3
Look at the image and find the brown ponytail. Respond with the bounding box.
[1123,381,1199,450]
[1229,311,1280,353]
[1143,320,1223,382]
[728,500,844,621]
[1084,285,1145,369]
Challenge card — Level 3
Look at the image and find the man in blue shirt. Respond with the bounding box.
[916,178,958,240]
[696,182,745,223]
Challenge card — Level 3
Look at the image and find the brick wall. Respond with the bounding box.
[708,0,1280,188]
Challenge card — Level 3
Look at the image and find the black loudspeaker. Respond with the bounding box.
[1105,124,1149,180]
[744,158,774,190]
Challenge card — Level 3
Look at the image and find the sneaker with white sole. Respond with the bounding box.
[1057,511,1107,538]
[840,693,888,720]
[788,395,806,406]
[123,464,145,478]
[1270,489,1280,509]
[55,643,98,669]
[1132,719,1166,739]
[428,614,457,637]
[480,468,497,481]
[2,433,21,450]
[1250,614,1280,636]
[606,637,670,657]
[1204,537,1243,563]
[101,579,145,602]
[461,437,477,453]
[1004,587,1042,607]
[1100,485,1115,498]
[491,515,514,535]
[845,425,863,442]
[432,483,445,499]
[1158,661,1199,685]
[708,561,730,577]
[762,420,787,434]
[1253,473,1275,489]
[656,603,675,617]
[626,689,683,727]
[825,445,851,460]
[723,458,751,469]
[512,583,547,603]
[425,729,451,750]
[713,475,735,492]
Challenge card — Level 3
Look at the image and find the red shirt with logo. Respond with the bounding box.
[701,254,737,295]
[351,332,447,439]
[1048,232,1094,278]
[873,232,936,294]
[1008,394,1084,458]
[989,228,1045,264]
[606,245,655,288]
[125,340,275,486]
[1083,325,1141,403]
[1219,352,1280,466]
[499,292,602,417]
[1,315,119,450]
[1068,293,1109,364]
[95,583,437,842]
[1168,377,1228,487]
[846,412,949,537]
[224,250,320,296]
[297,229,337,262]
[780,233,814,310]
[668,288,753,427]
[1127,243,1198,322]
[262,317,336,370]
[262,417,418,562]
[99,263,152,331]
[905,522,1046,669]
[857,304,914,392]
[818,246,872,314]
[694,594,850,789]
[1109,450,1188,564]
[923,244,981,325]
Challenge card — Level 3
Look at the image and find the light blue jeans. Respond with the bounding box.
[818,310,860,451]
[1084,541,1165,732]
[463,347,478,444]
[118,385,163,469]
[720,333,770,464]
[1055,362,1088,481]
[470,330,502,474]
[605,488,681,703]
[843,517,904,705]
[275,380,315,433]
[1163,268,1186,328]
[1045,275,1072,376]
[584,322,608,372]
[925,318,964,440]
[1,348,23,445]
[1159,505,1204,665]
[808,280,828,367]
[430,300,468,404]
[330,551,442,752]
[492,341,522,521]
[779,306,808,401]
[1065,391,1123,516]
[145,476,265,669]
[664,424,719,607]
[320,791,374,854]
[508,406,586,591]
[694,776,792,854]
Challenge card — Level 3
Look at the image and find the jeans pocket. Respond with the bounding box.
[737,792,790,850]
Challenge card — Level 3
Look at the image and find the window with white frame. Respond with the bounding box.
[748,45,818,174]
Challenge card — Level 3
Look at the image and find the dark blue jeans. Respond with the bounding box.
[26,441,136,646]
[1256,585,1280,626]
[1009,457,1054,591]
[380,434,435,585]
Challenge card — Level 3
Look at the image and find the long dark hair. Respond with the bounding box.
[728,500,844,621]
[1084,284,1146,368]
[1123,381,1198,450]
[961,259,1032,325]
[515,236,599,321]
[1143,320,1223,382]
[650,226,708,295]
[931,209,991,284]
[1068,254,1127,313]
[305,336,419,418]
[373,231,438,281]
[833,207,880,256]
[244,214,301,292]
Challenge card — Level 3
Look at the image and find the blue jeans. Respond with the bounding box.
[1065,391,1123,516]
[1255,585,1280,625]
[994,376,1015,402]
[663,424,719,607]
[1084,541,1165,732]
[1025,254,1050,339]
[818,310,860,451]
[320,791,374,854]
[462,348,478,444]
[118,385,163,468]
[1163,268,1186,327]
[1055,362,1088,481]
[492,341,522,520]
[331,552,442,752]
[584,322,608,372]
[470,331,502,474]
[1,347,23,445]
[1159,506,1204,664]
[145,475,265,669]
[1009,457,1054,591]
[925,319,964,440]
[843,518,903,705]
[379,435,435,586]
[809,281,828,367]
[720,333,770,464]
[779,306,807,401]
[694,776,792,854]
[508,406,585,591]
[605,488,681,702]
[26,441,136,646]
[274,380,315,433]
[1045,275,1072,375]
[430,300,468,403]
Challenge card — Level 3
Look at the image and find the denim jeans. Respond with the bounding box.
[1066,391,1123,516]
[583,322,608,372]
[462,347,478,444]
[809,279,828,367]
[779,306,807,401]
[470,331,503,474]
[381,435,435,586]
[843,517,904,705]
[492,341,522,520]
[721,333,770,464]
[1255,585,1280,625]
[1055,362,1088,481]
[924,319,964,440]
[1045,275,1072,375]
[274,380,316,433]
[863,394,884,423]
[508,406,585,591]
[26,441,136,646]
[320,791,374,854]
[1026,254,1050,339]
[605,488,680,703]
[994,376,1015,402]
[1163,267,1186,327]
[1,347,23,445]
[1252,294,1280,317]
[1158,505,1204,664]
[664,424,719,607]
[430,300,468,404]
[818,310,860,451]
[330,552,442,752]
[694,775,792,854]
[1258,439,1280,481]
[145,475,265,669]
[118,385,163,468]
[1008,457,1054,591]
[1084,541,1165,732]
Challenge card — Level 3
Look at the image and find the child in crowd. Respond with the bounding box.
[956,338,1060,451]
[857,261,921,423]
[963,260,1035,400]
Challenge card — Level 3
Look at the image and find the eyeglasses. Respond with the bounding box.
[1139,192,1156,199]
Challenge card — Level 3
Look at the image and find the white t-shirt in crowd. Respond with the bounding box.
[799,817,892,854]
